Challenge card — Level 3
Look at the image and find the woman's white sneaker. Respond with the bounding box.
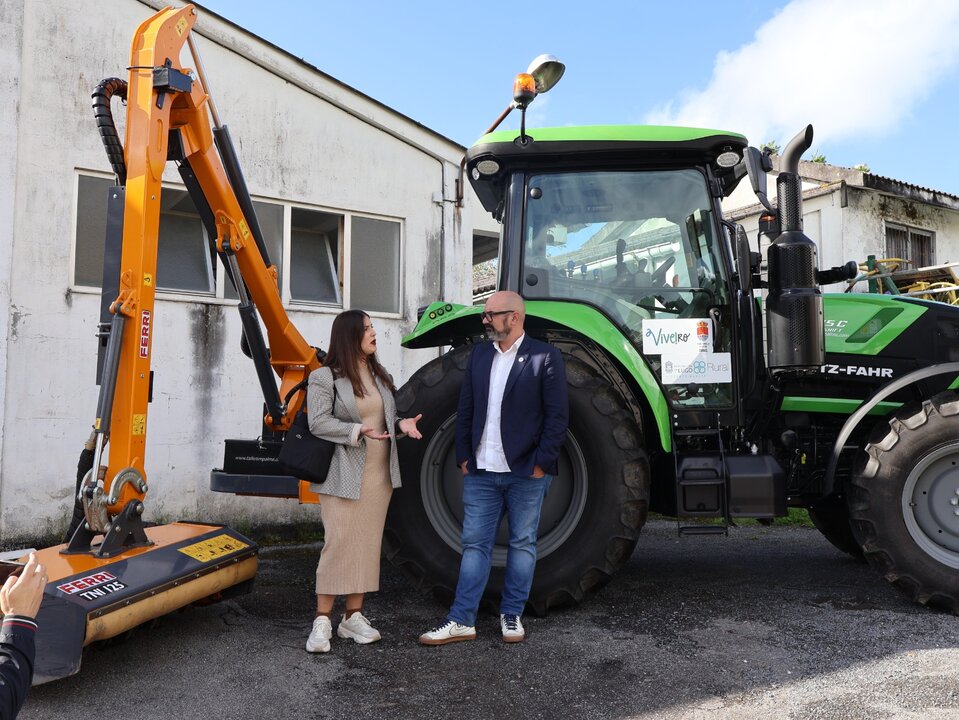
[337,611,382,644]
[306,616,332,653]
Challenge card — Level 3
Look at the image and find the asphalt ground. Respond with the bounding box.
[19,520,959,720]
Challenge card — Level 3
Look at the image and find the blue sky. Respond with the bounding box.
[196,1,959,196]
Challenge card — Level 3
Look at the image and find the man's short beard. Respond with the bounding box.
[485,326,507,342]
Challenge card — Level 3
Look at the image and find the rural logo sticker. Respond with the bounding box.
[661,352,733,384]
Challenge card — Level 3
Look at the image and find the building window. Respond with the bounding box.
[75,174,213,295]
[156,189,213,294]
[290,207,342,304]
[223,200,284,300]
[886,222,934,268]
[74,173,403,314]
[74,175,112,288]
[351,216,401,313]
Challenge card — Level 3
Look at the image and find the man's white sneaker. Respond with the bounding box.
[306,615,332,653]
[337,611,381,644]
[501,614,525,643]
[419,620,476,645]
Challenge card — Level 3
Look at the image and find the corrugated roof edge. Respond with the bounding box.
[771,157,959,210]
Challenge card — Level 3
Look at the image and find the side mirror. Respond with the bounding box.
[743,146,775,214]
[815,260,860,286]
[735,225,753,294]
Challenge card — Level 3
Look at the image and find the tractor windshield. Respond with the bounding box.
[522,169,733,407]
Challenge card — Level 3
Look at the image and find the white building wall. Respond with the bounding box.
[0,0,24,518]
[725,173,959,283]
[840,188,959,267]
[803,193,845,270]
[0,0,478,539]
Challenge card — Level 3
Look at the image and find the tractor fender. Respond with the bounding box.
[825,361,959,492]
[403,300,672,451]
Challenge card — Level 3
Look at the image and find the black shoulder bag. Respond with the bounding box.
[277,380,339,485]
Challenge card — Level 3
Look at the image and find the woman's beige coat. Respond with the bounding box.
[306,366,403,499]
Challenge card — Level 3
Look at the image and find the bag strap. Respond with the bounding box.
[283,379,308,407]
[283,375,338,413]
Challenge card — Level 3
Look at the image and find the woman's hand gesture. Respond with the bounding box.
[398,414,423,440]
[360,425,389,441]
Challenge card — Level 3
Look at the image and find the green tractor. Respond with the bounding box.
[384,61,959,614]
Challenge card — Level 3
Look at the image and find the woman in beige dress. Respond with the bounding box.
[305,310,422,653]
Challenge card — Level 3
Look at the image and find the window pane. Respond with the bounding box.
[351,217,400,313]
[224,201,284,300]
[912,230,934,267]
[522,170,724,317]
[75,176,112,286]
[885,225,908,261]
[522,169,731,408]
[156,188,213,293]
[75,176,213,294]
[885,223,935,268]
[290,207,341,304]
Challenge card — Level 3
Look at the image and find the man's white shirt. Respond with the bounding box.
[475,334,525,472]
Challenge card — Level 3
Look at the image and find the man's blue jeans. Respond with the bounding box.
[448,470,552,626]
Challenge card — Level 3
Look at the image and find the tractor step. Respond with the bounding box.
[673,428,722,437]
[678,524,728,536]
[676,454,726,517]
[673,425,731,535]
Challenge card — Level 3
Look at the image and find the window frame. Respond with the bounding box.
[345,212,405,317]
[71,170,405,317]
[884,220,935,269]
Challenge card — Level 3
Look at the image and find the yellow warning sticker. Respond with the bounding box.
[239,219,250,239]
[175,17,188,36]
[178,534,250,563]
[132,414,146,436]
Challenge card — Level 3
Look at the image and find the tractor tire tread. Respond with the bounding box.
[848,391,959,613]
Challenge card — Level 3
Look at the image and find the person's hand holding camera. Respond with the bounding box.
[0,553,47,619]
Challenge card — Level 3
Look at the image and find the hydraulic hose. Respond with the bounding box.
[92,77,128,186]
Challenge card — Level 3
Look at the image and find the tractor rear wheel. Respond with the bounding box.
[848,391,959,612]
[384,345,650,615]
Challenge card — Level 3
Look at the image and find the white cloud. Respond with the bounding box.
[645,0,959,149]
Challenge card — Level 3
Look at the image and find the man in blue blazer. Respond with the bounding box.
[420,291,568,645]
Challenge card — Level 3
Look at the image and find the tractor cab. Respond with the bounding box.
[466,126,751,413]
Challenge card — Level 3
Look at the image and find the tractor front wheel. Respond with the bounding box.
[849,391,959,611]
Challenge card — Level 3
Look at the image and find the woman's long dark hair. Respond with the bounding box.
[324,310,396,397]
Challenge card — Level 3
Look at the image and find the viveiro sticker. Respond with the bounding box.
[642,319,712,354]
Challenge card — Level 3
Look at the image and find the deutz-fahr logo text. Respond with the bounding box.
[821,364,892,378]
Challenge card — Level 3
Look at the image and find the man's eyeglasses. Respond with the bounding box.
[480,310,514,321]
